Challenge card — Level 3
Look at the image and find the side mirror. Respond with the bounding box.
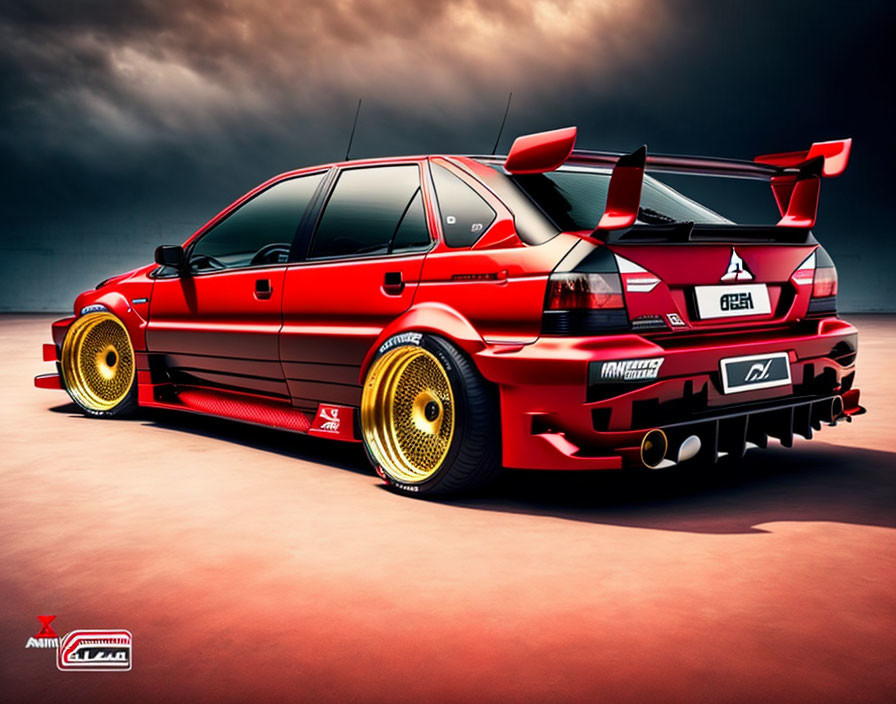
[154,245,187,273]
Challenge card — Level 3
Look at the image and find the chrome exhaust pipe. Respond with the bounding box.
[676,435,702,463]
[828,395,844,424]
[640,429,668,469]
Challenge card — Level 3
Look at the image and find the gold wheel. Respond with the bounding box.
[61,312,135,413]
[361,345,455,484]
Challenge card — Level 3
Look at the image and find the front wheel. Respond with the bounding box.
[60,311,138,417]
[360,334,500,497]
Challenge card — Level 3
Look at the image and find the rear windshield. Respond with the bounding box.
[487,165,732,230]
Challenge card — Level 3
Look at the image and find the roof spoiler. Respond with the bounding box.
[504,126,577,174]
[755,138,852,178]
[498,128,852,230]
[596,145,646,231]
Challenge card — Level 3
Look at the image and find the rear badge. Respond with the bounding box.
[720,247,753,281]
[720,352,791,393]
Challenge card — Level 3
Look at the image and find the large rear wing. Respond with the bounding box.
[484,126,851,231]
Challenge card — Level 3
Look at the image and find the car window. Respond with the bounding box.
[496,167,730,230]
[190,172,324,271]
[430,163,497,247]
[310,165,431,259]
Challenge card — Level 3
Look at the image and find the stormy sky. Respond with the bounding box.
[0,0,893,310]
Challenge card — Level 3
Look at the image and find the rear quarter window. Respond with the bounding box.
[430,163,496,247]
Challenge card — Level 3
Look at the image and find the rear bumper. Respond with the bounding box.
[475,317,863,470]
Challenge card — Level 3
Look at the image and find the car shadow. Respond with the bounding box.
[139,407,372,475]
[450,443,896,534]
[50,402,896,534]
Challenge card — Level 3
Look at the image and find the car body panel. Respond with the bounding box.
[36,131,864,471]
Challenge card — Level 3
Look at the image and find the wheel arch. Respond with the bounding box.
[359,302,487,383]
[72,289,149,351]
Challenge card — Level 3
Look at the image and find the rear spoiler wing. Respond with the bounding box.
[485,127,851,230]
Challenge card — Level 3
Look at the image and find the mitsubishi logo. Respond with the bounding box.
[721,247,753,281]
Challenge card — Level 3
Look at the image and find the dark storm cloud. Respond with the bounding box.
[0,0,893,311]
[0,0,662,167]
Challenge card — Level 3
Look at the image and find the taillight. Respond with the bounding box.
[812,267,838,298]
[546,273,624,310]
[543,247,632,335]
[794,247,838,316]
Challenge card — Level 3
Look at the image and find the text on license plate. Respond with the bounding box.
[694,284,771,319]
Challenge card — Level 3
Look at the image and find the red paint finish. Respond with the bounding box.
[33,372,62,389]
[175,387,311,433]
[597,146,646,231]
[504,126,577,174]
[756,138,852,177]
[34,126,864,473]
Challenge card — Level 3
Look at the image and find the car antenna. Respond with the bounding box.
[490,92,513,155]
[344,98,362,161]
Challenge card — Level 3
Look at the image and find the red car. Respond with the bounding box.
[35,126,864,496]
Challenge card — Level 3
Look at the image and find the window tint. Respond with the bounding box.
[430,163,496,247]
[310,165,431,259]
[191,172,324,270]
[499,168,730,230]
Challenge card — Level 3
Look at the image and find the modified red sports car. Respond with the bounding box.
[35,126,864,496]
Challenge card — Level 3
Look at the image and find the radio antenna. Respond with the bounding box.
[490,92,513,155]
[344,98,362,161]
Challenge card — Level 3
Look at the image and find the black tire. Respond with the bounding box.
[360,334,501,497]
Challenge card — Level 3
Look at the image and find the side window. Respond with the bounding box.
[310,165,431,259]
[190,172,324,271]
[430,163,496,247]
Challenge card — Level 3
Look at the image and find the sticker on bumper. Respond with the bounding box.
[720,351,791,394]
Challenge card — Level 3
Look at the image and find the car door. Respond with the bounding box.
[147,171,326,398]
[280,162,434,410]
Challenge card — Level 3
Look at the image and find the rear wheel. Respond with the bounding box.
[60,312,137,417]
[360,334,500,497]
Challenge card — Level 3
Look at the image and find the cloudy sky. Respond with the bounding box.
[0,0,892,310]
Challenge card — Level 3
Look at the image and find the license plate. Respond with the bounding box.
[720,352,791,394]
[694,284,771,319]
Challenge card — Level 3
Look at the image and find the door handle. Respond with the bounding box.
[383,271,405,295]
[254,278,273,300]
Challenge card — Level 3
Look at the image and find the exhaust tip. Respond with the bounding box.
[677,434,702,463]
[831,395,844,420]
[640,429,668,469]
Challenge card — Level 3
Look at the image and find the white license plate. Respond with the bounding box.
[694,284,771,319]
[720,352,791,394]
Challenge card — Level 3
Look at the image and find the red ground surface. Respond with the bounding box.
[1,315,894,703]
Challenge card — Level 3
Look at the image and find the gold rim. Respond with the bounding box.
[61,312,135,412]
[361,345,455,484]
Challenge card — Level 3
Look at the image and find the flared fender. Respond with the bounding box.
[71,289,150,351]
[359,302,487,382]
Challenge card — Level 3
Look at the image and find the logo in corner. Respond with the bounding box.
[25,615,59,649]
[720,247,753,281]
[57,629,132,671]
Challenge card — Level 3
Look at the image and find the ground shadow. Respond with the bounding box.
[53,403,896,535]
[140,407,371,475]
[450,443,896,534]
